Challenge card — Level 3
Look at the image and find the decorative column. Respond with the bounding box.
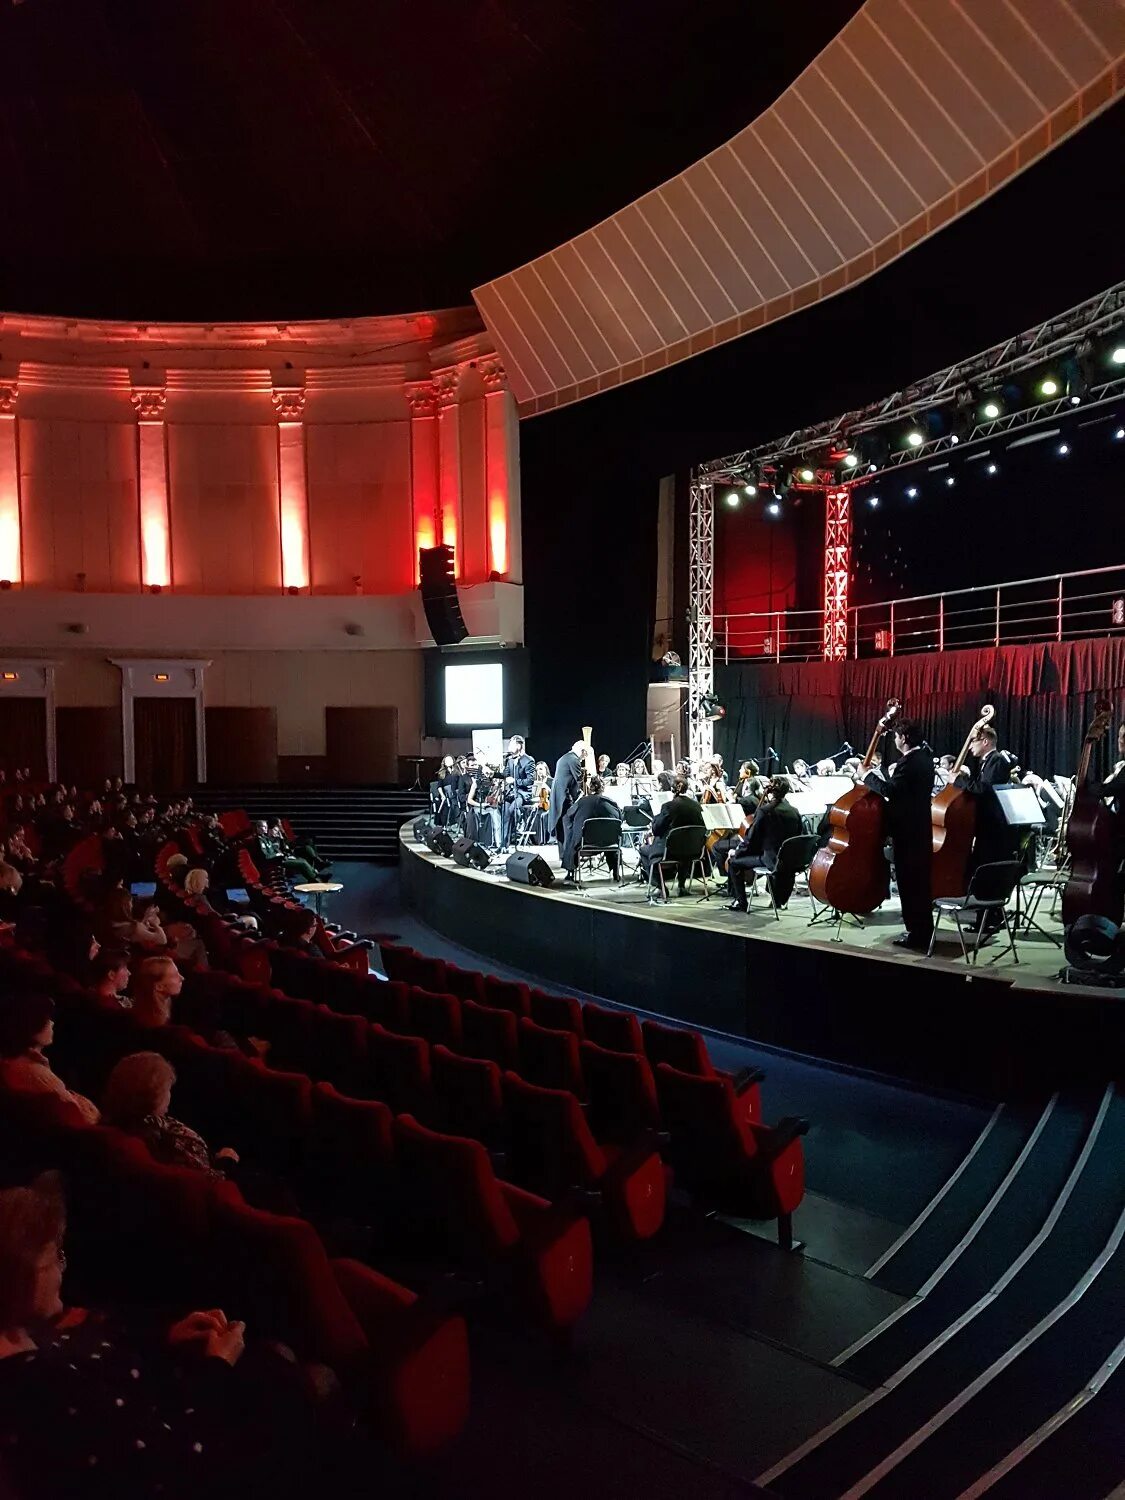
[271,387,310,592]
[433,366,462,574]
[0,382,23,585]
[479,355,521,581]
[405,381,439,584]
[130,385,171,591]
[822,485,851,661]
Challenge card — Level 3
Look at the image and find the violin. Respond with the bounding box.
[536,780,551,812]
[931,704,995,899]
[807,699,901,916]
[1062,699,1121,926]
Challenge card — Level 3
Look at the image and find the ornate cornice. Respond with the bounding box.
[130,388,167,422]
[478,355,507,392]
[0,384,17,416]
[271,388,307,422]
[432,368,459,408]
[404,380,436,417]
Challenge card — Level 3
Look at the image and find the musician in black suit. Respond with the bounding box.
[1094,722,1125,817]
[862,721,934,951]
[560,777,622,878]
[640,778,705,895]
[500,735,536,849]
[548,741,585,842]
[726,777,803,912]
[956,724,1017,869]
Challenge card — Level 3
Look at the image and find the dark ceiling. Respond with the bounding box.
[0,0,862,322]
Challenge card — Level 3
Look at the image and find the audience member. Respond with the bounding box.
[90,950,132,1008]
[0,994,99,1123]
[130,956,183,1028]
[101,1052,235,1177]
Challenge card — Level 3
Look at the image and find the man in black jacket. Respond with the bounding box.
[500,735,536,849]
[863,721,934,951]
[560,777,622,878]
[548,741,585,842]
[726,777,803,912]
[640,778,705,895]
[957,723,1017,871]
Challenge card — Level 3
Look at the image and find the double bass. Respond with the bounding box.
[931,704,994,899]
[808,700,901,915]
[1062,699,1121,926]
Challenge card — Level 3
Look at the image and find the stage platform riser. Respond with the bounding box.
[401,831,1124,1098]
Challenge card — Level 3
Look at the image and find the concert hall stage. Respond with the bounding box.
[398,825,1124,1098]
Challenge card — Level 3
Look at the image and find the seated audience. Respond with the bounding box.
[101,1052,235,1178]
[0,860,24,925]
[90,950,132,1008]
[0,994,99,1123]
[130,956,184,1028]
[267,818,331,875]
[279,908,320,950]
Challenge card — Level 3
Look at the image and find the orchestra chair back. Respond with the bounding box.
[576,817,623,888]
[648,824,710,903]
[753,833,819,916]
[927,860,1022,966]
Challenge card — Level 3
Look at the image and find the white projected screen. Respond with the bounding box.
[444,662,503,726]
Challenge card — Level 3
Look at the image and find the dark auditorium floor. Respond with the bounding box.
[315,864,998,1497]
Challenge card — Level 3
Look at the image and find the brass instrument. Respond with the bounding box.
[580,726,597,792]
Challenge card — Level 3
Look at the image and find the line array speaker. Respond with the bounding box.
[419,544,469,646]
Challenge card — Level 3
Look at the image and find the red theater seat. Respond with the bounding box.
[368,1023,433,1116]
[444,962,485,1002]
[306,1082,395,1219]
[518,1017,584,1096]
[581,1001,644,1054]
[529,989,584,1036]
[310,1005,370,1095]
[654,1064,807,1249]
[642,1018,764,1121]
[580,1038,661,1142]
[502,1073,667,1242]
[378,941,417,985]
[483,975,531,1017]
[408,986,464,1048]
[393,1114,593,1332]
[431,1045,505,1144]
[410,953,449,995]
[459,999,520,1069]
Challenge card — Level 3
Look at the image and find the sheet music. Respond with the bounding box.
[702,803,741,830]
[649,791,673,814]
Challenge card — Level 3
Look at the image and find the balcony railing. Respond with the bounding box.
[715,563,1125,663]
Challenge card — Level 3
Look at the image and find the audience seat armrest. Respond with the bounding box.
[729,1065,767,1095]
[752,1116,809,1157]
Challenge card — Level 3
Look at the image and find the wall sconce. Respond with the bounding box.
[2,671,18,682]
[153,673,169,683]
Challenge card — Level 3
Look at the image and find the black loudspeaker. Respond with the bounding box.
[425,828,455,857]
[413,816,434,844]
[419,545,469,646]
[505,850,555,887]
[453,837,492,871]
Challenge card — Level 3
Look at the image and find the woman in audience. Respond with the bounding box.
[101,1052,237,1178]
[279,907,320,950]
[4,823,38,874]
[90,950,132,1008]
[0,1175,319,1500]
[0,859,24,924]
[183,866,215,908]
[129,955,183,1028]
[0,994,99,1123]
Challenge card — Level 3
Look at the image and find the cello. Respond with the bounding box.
[808,699,901,915]
[931,704,994,899]
[1062,699,1121,926]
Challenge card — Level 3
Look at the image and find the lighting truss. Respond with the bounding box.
[687,477,715,764]
[696,279,1125,484]
[823,487,850,661]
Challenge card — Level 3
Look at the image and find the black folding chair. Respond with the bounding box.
[575,817,623,888]
[928,860,1022,965]
[749,834,819,920]
[648,824,710,904]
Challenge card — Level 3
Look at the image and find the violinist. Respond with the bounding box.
[726,776,803,913]
[467,763,502,850]
[735,760,760,801]
[529,761,553,844]
[860,721,934,951]
[432,756,457,826]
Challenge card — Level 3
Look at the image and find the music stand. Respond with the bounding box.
[994,785,1054,942]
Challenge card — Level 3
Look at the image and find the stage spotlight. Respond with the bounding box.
[798,467,815,484]
[950,434,960,445]
[945,476,955,487]
[724,490,740,507]
[1116,428,1125,440]
[868,495,880,508]
[906,431,924,448]
[699,691,726,722]
[987,463,998,474]
[982,400,1001,420]
[743,482,758,497]
[1038,377,1059,397]
[1070,395,1082,406]
[905,486,919,498]
[1058,442,1070,455]
[767,501,781,517]
[867,463,878,473]
[843,452,859,469]
[1112,345,1125,366]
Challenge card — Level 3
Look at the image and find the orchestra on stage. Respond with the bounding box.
[428,709,1125,955]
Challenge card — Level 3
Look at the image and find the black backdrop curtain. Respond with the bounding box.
[0,698,48,779]
[717,638,1125,780]
[133,698,197,793]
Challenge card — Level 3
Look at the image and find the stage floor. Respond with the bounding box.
[435,838,1075,991]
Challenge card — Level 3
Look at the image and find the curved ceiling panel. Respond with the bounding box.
[474,0,1125,415]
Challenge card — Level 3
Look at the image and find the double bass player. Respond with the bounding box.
[858,720,934,951]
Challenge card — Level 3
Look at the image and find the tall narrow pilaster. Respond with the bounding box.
[130,385,171,590]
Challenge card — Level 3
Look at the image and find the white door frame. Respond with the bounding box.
[110,659,210,785]
[0,660,59,781]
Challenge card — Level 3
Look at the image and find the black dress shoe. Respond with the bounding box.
[893,933,929,951]
[725,901,748,913]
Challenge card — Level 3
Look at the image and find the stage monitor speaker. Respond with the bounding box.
[419,545,469,646]
[453,837,491,871]
[425,828,455,857]
[413,815,434,844]
[505,850,555,887]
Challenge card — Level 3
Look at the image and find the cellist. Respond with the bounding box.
[856,720,934,951]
